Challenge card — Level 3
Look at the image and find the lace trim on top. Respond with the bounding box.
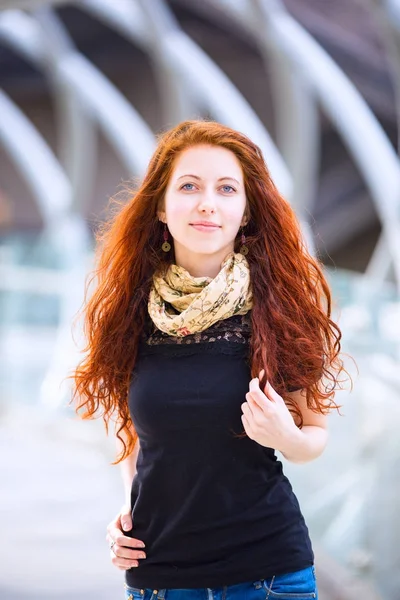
[139,311,303,391]
[139,312,252,357]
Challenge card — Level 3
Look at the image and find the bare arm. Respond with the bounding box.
[106,424,146,571]
[242,375,329,465]
[280,388,329,464]
[117,427,140,507]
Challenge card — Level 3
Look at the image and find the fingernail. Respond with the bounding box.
[131,561,138,568]
[122,522,130,530]
[139,553,146,559]
[139,542,145,548]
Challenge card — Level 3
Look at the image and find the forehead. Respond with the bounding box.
[171,144,244,180]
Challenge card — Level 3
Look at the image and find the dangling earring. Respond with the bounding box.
[162,223,171,252]
[239,227,249,256]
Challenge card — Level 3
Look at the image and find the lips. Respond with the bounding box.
[190,222,221,233]
[189,222,221,228]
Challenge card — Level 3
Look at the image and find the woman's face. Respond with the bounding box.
[159,144,248,267]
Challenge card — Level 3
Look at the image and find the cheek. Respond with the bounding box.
[168,205,187,221]
[222,193,247,220]
[222,205,246,227]
[164,195,187,222]
[165,200,190,240]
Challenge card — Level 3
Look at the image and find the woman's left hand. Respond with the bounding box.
[241,370,298,452]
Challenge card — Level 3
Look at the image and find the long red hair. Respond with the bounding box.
[71,119,348,463]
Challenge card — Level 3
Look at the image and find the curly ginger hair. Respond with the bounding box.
[71,120,348,463]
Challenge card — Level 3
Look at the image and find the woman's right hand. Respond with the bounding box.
[106,504,146,570]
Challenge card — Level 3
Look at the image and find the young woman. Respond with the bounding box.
[72,120,346,600]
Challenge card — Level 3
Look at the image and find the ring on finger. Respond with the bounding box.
[109,540,116,553]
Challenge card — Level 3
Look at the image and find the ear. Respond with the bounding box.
[241,206,250,227]
[158,210,166,224]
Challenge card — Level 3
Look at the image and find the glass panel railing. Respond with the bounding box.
[1,234,399,596]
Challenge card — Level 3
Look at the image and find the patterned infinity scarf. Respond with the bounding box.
[148,252,253,337]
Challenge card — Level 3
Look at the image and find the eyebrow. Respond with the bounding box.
[177,174,241,185]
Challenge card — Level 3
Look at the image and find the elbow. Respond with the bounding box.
[282,427,329,464]
[283,449,325,464]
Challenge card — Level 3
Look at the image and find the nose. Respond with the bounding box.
[197,192,216,214]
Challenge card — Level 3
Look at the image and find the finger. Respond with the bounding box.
[241,400,254,420]
[245,393,267,420]
[264,380,284,403]
[249,377,261,393]
[109,531,145,549]
[246,389,264,406]
[252,375,279,403]
[107,515,123,537]
[242,399,264,427]
[241,413,253,438]
[110,542,146,561]
[245,394,269,431]
[120,507,133,532]
[247,381,271,411]
[249,377,270,403]
[111,553,140,570]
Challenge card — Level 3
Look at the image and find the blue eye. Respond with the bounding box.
[181,183,196,191]
[221,185,235,193]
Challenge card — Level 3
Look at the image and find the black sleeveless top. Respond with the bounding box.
[126,312,314,589]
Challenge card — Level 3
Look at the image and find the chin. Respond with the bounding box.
[186,244,227,255]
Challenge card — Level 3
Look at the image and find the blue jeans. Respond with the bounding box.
[124,565,318,599]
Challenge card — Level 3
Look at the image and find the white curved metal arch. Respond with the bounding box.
[263,1,400,288]
[57,51,156,174]
[34,7,97,214]
[0,88,71,227]
[0,88,92,409]
[79,0,293,200]
[0,8,96,217]
[174,0,320,215]
[386,0,400,24]
[173,0,319,251]
[0,9,156,178]
[205,0,400,289]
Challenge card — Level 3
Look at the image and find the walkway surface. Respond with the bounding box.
[0,404,125,599]
[0,374,390,599]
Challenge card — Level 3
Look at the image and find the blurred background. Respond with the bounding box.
[1,0,400,598]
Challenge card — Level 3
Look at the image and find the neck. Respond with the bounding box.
[173,243,234,278]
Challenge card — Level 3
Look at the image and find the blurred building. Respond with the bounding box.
[1,1,400,599]
[0,0,397,271]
